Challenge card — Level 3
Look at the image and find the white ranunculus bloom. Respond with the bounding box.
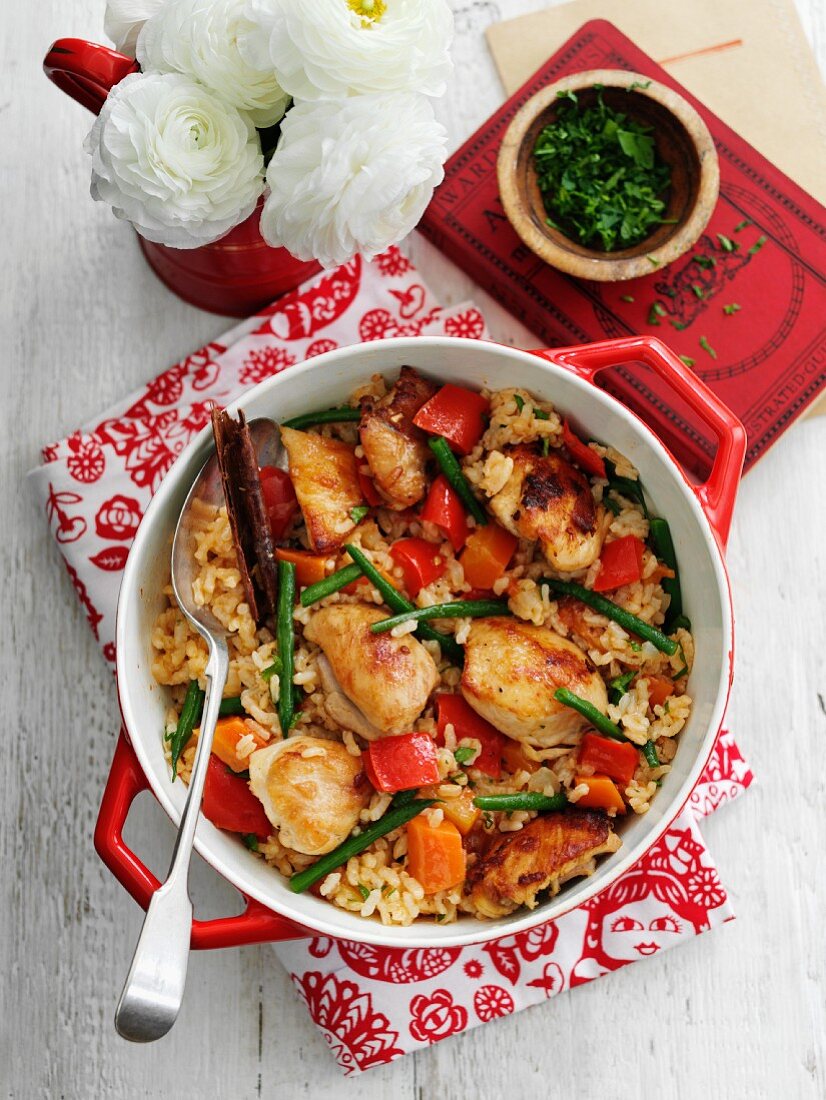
[244,0,453,101]
[84,72,265,248]
[260,93,447,267]
[104,0,167,57]
[137,0,291,128]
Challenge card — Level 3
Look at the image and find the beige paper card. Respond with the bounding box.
[486,0,826,416]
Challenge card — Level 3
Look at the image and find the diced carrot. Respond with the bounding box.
[406,813,466,894]
[649,562,677,584]
[574,773,626,814]
[276,547,328,587]
[500,738,541,775]
[438,789,480,836]
[646,675,676,709]
[460,524,518,590]
[210,716,268,773]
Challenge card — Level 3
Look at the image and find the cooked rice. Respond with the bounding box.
[151,380,695,926]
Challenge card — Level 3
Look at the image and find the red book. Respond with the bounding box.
[420,20,826,477]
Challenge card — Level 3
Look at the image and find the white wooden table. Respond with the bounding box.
[2,1,824,1096]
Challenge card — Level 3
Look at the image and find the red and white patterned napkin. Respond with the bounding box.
[28,247,752,1074]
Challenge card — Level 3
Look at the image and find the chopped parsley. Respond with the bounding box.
[723,303,741,316]
[532,88,673,251]
[691,284,705,299]
[694,255,716,269]
[629,640,642,652]
[262,656,282,682]
[609,670,636,703]
[679,355,696,368]
[716,233,738,253]
[242,834,259,852]
[513,394,525,413]
[748,235,767,255]
[534,408,550,421]
[350,505,369,524]
[734,219,751,232]
[699,335,718,360]
[647,301,666,325]
[357,883,371,901]
[454,745,476,765]
[670,320,688,331]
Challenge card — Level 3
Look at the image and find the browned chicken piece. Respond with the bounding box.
[280,426,362,553]
[488,447,608,571]
[359,366,437,510]
[304,603,440,734]
[248,736,371,855]
[466,810,621,918]
[461,617,609,748]
[555,596,611,652]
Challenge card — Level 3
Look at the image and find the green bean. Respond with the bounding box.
[167,680,204,779]
[344,544,464,663]
[277,559,297,736]
[289,798,435,893]
[553,687,629,742]
[428,436,488,526]
[281,406,361,431]
[473,792,567,813]
[642,741,660,768]
[541,578,679,655]
[370,599,509,634]
[605,459,649,516]
[218,696,245,717]
[648,516,686,631]
[300,563,362,607]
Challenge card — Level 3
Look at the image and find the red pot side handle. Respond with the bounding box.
[43,38,139,115]
[534,336,747,547]
[94,730,310,949]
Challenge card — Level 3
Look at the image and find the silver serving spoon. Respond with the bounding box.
[115,417,283,1043]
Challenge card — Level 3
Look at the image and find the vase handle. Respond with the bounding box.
[43,38,138,115]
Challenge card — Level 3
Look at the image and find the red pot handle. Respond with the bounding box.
[534,335,747,547]
[94,730,310,949]
[43,38,138,115]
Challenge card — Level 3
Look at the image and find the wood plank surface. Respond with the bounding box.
[1,1,824,1096]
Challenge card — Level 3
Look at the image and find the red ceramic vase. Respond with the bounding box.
[43,38,320,316]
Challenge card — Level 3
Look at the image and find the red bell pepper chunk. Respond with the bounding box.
[259,465,299,541]
[562,420,607,479]
[592,534,645,592]
[578,732,639,787]
[202,755,272,838]
[413,384,489,455]
[390,537,447,597]
[363,732,440,793]
[420,474,469,552]
[436,694,505,779]
[357,468,383,507]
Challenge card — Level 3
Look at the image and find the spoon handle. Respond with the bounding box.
[114,636,230,1043]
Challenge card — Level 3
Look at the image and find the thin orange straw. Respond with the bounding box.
[658,39,743,65]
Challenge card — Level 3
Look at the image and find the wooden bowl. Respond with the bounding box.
[497,69,720,281]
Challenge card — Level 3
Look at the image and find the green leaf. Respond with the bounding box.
[723,303,741,316]
[699,335,718,360]
[454,745,476,765]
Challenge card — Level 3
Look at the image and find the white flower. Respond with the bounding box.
[137,0,291,128]
[259,93,446,267]
[244,0,453,101]
[84,72,264,248]
[104,0,166,57]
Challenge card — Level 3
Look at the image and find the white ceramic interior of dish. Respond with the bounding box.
[116,336,733,948]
